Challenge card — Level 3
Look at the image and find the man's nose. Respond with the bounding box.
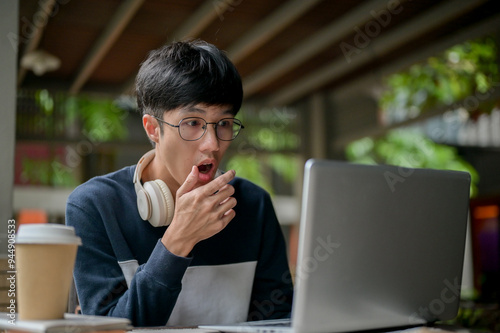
[200,124,220,151]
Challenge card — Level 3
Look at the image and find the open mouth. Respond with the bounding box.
[197,163,213,174]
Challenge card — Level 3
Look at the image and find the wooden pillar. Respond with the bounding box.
[0,0,18,255]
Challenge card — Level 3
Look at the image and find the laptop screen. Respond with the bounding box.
[292,160,471,333]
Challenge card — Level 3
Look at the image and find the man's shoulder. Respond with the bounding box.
[230,176,274,211]
[231,176,269,196]
[229,176,267,193]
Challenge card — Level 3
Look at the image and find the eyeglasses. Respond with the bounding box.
[154,116,244,141]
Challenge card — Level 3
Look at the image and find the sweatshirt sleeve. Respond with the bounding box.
[66,188,191,327]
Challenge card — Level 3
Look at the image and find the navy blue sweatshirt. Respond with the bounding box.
[66,165,293,327]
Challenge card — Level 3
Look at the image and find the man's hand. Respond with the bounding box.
[161,166,237,257]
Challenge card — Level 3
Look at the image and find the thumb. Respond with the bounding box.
[176,166,198,198]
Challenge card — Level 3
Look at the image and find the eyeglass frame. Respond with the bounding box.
[153,116,245,141]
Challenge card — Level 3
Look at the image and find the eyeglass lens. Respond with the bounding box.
[179,117,242,141]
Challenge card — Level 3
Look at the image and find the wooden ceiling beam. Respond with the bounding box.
[69,0,145,94]
[242,0,397,98]
[268,0,489,106]
[169,0,231,41]
[121,0,231,96]
[226,0,322,64]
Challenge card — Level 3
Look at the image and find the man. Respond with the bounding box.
[66,40,293,327]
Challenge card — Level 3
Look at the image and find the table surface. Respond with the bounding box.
[130,324,484,333]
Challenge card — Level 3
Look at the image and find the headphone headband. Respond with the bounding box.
[133,149,155,194]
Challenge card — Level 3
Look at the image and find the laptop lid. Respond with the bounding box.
[291,159,471,333]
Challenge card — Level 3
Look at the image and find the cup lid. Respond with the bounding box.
[16,224,82,245]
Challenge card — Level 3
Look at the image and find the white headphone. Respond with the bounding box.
[133,150,175,227]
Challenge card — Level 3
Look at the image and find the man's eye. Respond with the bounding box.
[185,119,202,127]
[218,120,232,127]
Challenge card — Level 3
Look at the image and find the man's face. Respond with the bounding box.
[154,103,235,194]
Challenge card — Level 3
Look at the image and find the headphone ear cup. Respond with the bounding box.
[136,188,152,221]
[142,180,174,227]
[154,179,175,225]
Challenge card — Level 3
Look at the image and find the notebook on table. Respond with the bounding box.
[200,159,471,333]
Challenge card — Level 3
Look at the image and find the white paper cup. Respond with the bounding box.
[16,224,82,320]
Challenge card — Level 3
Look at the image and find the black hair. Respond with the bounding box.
[135,40,243,118]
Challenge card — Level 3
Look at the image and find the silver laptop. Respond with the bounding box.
[201,159,471,333]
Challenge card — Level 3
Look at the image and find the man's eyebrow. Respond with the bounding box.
[181,105,234,115]
[180,105,205,114]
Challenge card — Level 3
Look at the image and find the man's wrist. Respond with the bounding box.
[161,231,195,258]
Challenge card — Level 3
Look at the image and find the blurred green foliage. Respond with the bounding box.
[346,37,499,196]
[66,95,128,142]
[21,157,79,188]
[346,130,479,197]
[380,37,499,123]
[30,89,69,137]
[444,302,500,332]
[21,90,129,187]
[224,107,300,195]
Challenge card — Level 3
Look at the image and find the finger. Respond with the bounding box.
[221,208,236,221]
[220,196,230,205]
[216,207,236,228]
[214,183,235,198]
[205,209,235,240]
[218,196,237,215]
[224,209,236,218]
[202,169,236,195]
[176,166,199,198]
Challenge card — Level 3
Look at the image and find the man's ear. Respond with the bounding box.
[143,114,160,143]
